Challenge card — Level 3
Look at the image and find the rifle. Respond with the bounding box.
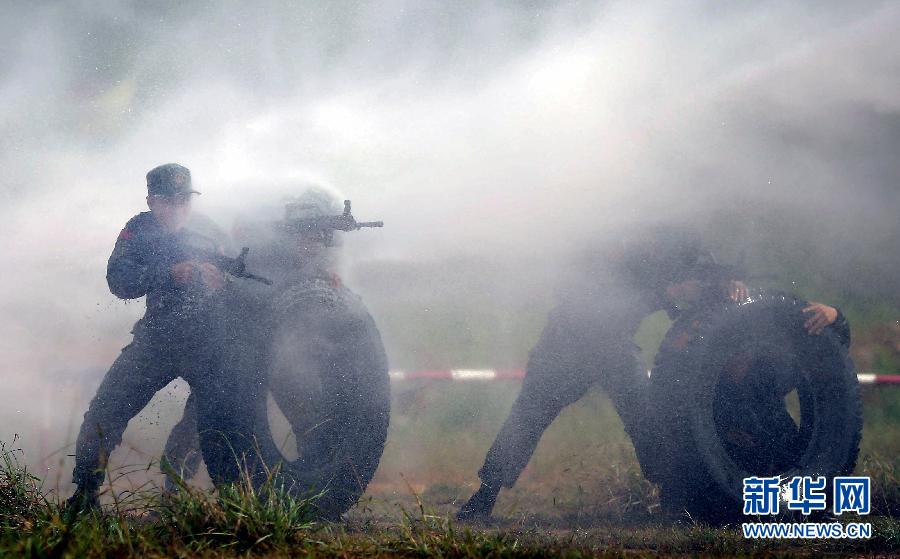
[690,249,776,287]
[278,199,383,245]
[202,247,272,285]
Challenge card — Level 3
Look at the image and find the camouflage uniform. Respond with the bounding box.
[70,165,238,504]
[477,263,666,492]
[458,230,714,519]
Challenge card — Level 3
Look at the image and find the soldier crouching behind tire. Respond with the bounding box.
[456,227,749,521]
[650,291,856,523]
[162,188,390,518]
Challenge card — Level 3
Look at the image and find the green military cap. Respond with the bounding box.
[146,163,200,197]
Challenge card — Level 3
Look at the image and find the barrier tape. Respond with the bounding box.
[389,369,900,384]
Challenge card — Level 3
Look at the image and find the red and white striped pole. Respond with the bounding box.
[389,369,900,384]
[389,369,524,381]
[857,373,900,385]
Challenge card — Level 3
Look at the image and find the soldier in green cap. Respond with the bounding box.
[67,163,234,511]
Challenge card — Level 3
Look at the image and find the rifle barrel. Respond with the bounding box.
[243,273,273,286]
[356,221,384,228]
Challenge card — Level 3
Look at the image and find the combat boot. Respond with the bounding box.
[456,481,501,522]
[64,485,100,515]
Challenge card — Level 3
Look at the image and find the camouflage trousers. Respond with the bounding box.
[477,312,660,489]
[72,317,242,492]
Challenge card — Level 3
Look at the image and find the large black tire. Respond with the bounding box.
[181,277,390,519]
[650,290,861,524]
[258,280,391,518]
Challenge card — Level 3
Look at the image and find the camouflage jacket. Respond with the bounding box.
[107,212,226,323]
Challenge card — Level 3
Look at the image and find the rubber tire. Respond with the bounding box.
[650,290,861,524]
[199,279,390,520]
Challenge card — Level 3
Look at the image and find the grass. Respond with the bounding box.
[0,437,49,531]
[153,460,320,551]
[1,443,899,558]
[3,383,900,557]
[15,379,895,557]
[4,305,897,556]
[0,441,322,557]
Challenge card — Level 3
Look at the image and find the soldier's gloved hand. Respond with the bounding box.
[171,261,225,290]
[196,262,226,291]
[727,280,749,302]
[171,261,199,284]
[803,302,838,335]
[665,279,703,303]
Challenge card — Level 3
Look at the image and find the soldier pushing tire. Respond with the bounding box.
[457,228,862,524]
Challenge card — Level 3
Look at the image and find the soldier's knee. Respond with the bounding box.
[81,403,131,437]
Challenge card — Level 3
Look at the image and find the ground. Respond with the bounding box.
[3,309,898,557]
[3,382,898,557]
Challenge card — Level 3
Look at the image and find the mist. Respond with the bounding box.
[2,1,899,488]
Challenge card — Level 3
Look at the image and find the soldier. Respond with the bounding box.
[163,187,390,518]
[161,187,349,485]
[456,228,750,521]
[67,163,236,511]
